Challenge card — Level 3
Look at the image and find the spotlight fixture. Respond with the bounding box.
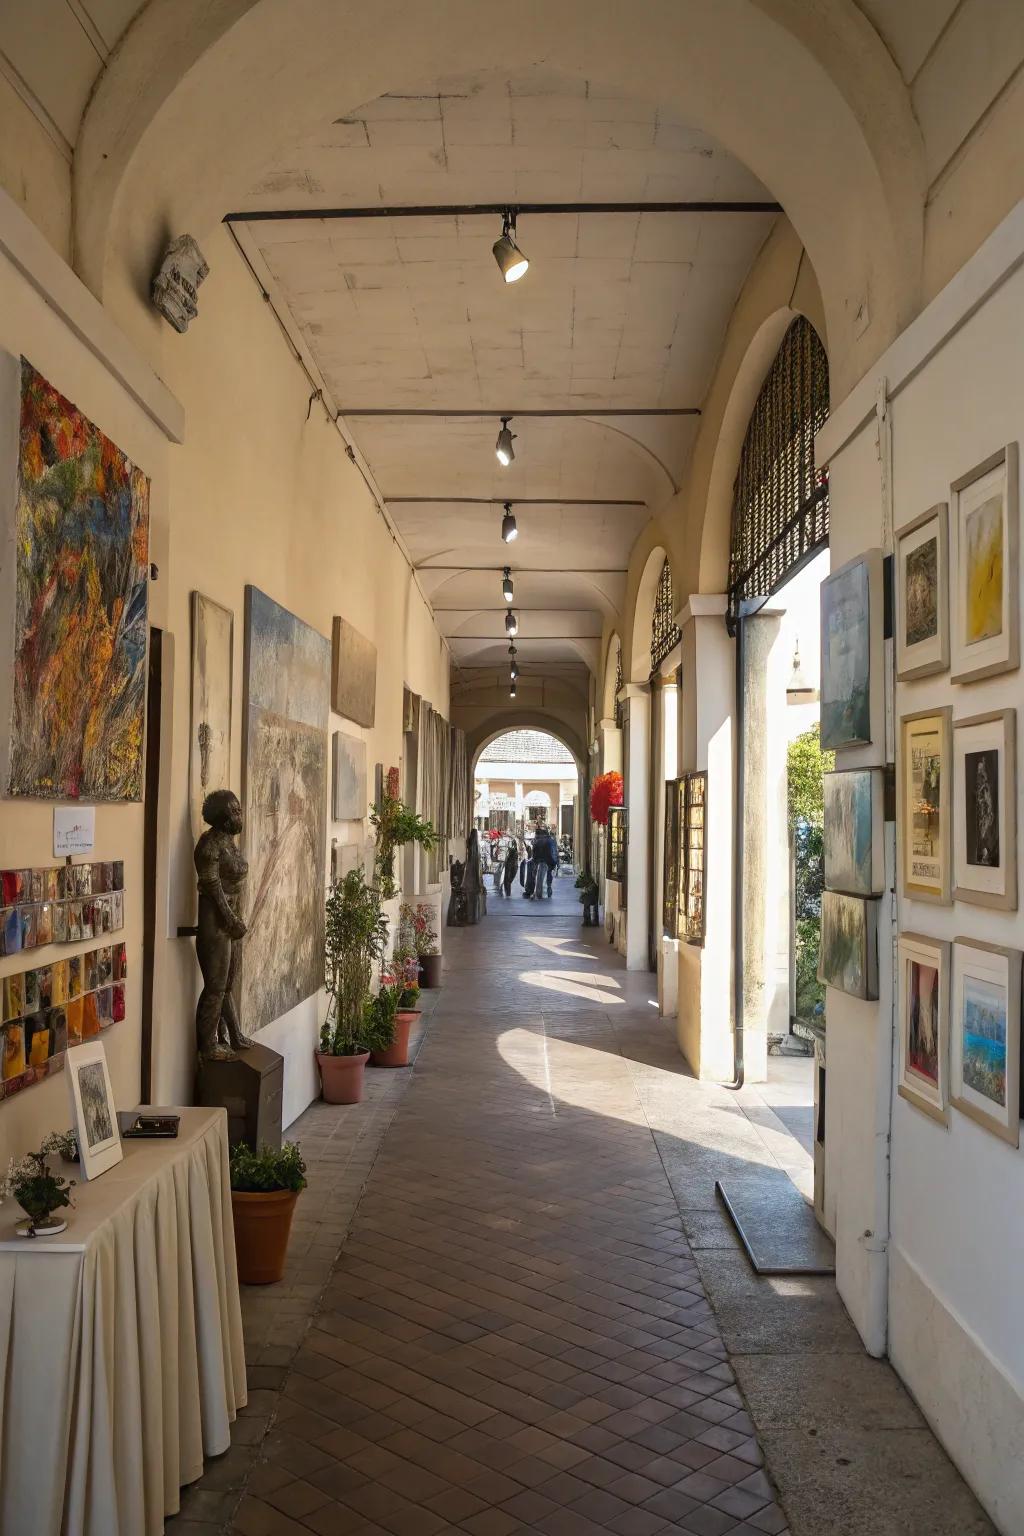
[492,210,529,284]
[495,417,516,467]
[502,567,514,603]
[510,660,518,681]
[501,502,518,542]
[505,609,518,636]
[510,680,517,698]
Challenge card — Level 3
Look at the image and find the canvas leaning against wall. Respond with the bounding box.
[332,732,367,822]
[331,616,377,728]
[241,587,330,1034]
[819,549,882,752]
[0,354,150,800]
[190,593,234,840]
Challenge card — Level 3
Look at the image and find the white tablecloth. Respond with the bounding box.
[0,1106,247,1535]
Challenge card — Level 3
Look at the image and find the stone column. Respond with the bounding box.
[651,672,680,1016]
[619,682,650,971]
[596,718,622,917]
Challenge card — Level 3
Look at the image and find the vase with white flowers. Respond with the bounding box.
[1,1146,75,1237]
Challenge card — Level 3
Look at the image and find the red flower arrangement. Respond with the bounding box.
[590,771,624,826]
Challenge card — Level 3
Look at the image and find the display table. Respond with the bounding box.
[0,1106,247,1535]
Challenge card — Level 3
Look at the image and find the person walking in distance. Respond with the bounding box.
[533,824,558,898]
[503,840,519,898]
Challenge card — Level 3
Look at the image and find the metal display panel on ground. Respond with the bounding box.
[898,707,952,905]
[950,937,1022,1147]
[895,502,949,681]
[897,931,950,1127]
[952,709,1017,910]
[950,444,1019,684]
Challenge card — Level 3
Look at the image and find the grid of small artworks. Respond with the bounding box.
[1,861,124,955]
[0,941,127,1102]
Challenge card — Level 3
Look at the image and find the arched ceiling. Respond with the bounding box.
[228,69,779,682]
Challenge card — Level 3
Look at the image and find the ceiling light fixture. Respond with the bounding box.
[502,567,514,603]
[495,417,516,467]
[501,502,518,542]
[505,609,518,636]
[510,681,517,698]
[492,210,529,284]
[510,660,518,681]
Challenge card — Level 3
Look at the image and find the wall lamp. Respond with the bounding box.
[492,210,529,283]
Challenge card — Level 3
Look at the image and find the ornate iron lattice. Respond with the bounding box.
[650,559,681,673]
[728,317,830,616]
[614,644,623,727]
[606,805,628,884]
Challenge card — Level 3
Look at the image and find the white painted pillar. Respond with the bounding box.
[596,717,622,921]
[619,682,651,971]
[658,676,680,1018]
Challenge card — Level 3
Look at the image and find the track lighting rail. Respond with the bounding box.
[226,200,781,222]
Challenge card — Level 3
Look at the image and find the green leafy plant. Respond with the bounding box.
[229,1140,307,1194]
[371,793,439,899]
[41,1128,79,1162]
[322,868,390,1054]
[360,985,399,1054]
[787,726,832,1021]
[400,900,439,956]
[1,1147,75,1232]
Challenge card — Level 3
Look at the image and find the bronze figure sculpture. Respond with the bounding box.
[194,788,253,1059]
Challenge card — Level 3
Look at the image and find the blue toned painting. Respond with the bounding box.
[961,974,1007,1107]
[824,770,877,896]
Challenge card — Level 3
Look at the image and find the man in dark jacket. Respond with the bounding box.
[533,825,558,898]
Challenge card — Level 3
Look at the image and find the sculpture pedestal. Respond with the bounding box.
[196,1042,284,1151]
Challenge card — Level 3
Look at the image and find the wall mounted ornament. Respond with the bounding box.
[189,593,234,841]
[151,235,210,333]
[950,444,1019,682]
[0,354,150,800]
[331,616,377,728]
[241,587,329,1033]
[897,931,950,1126]
[819,549,883,751]
[895,502,949,680]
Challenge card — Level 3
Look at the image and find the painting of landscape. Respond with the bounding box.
[824,770,880,896]
[242,587,330,1033]
[960,974,1007,1108]
[818,891,877,1000]
[952,941,1021,1143]
[820,556,871,749]
[2,356,150,800]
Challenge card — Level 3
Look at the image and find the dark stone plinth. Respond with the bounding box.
[196,1041,283,1151]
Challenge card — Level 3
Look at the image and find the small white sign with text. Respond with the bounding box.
[53,805,96,856]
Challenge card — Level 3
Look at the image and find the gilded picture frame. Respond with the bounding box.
[898,707,952,905]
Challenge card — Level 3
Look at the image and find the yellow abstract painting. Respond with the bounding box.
[965,494,1003,645]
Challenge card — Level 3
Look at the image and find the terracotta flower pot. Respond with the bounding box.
[231,1188,298,1285]
[419,953,442,989]
[316,1049,370,1103]
[372,1012,415,1068]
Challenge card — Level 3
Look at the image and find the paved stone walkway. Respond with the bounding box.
[174,871,994,1536]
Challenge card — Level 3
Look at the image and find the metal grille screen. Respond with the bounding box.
[651,559,681,673]
[728,317,830,613]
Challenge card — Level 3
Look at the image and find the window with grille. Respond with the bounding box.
[606,806,627,883]
[651,559,681,673]
[727,317,830,618]
[614,644,623,728]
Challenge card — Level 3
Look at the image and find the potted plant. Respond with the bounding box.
[42,1128,80,1164]
[318,868,390,1103]
[371,787,439,900]
[229,1141,307,1285]
[401,900,442,987]
[366,979,408,1068]
[1,1146,75,1236]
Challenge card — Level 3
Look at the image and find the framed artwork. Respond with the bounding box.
[817,891,879,1000]
[67,1041,123,1179]
[606,806,627,883]
[950,938,1022,1146]
[331,616,377,728]
[0,354,150,800]
[895,503,949,680]
[332,731,368,822]
[820,549,883,750]
[189,592,234,840]
[898,932,950,1125]
[951,444,1019,683]
[952,709,1016,909]
[242,587,330,1033]
[898,707,952,904]
[823,769,885,896]
[662,778,681,939]
[681,771,707,945]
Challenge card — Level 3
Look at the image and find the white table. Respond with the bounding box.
[0,1106,247,1535]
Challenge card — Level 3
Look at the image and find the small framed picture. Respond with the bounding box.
[67,1041,122,1180]
[953,709,1016,909]
[898,932,950,1125]
[898,708,952,904]
[823,769,885,896]
[896,503,948,680]
[951,444,1019,683]
[817,891,879,1000]
[820,549,884,751]
[950,938,1022,1146]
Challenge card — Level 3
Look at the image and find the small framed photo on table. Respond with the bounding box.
[953,709,1016,909]
[898,707,952,904]
[896,503,949,680]
[898,932,950,1126]
[950,443,1019,683]
[67,1041,123,1180]
[950,938,1022,1146]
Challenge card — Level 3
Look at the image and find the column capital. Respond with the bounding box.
[618,681,651,702]
[676,593,728,627]
[597,716,620,733]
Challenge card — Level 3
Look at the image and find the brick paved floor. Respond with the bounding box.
[172,871,993,1536]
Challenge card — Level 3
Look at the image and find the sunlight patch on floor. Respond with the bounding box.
[520,970,624,1004]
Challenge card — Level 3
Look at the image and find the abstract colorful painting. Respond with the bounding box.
[951,445,1019,683]
[820,551,880,751]
[951,939,1021,1145]
[823,769,884,897]
[241,587,330,1033]
[898,932,949,1124]
[817,891,878,1000]
[0,355,150,800]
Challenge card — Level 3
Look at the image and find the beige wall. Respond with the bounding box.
[0,210,449,1165]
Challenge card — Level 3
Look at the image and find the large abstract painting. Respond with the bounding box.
[241,587,329,1033]
[189,592,234,839]
[0,355,150,800]
[331,615,377,728]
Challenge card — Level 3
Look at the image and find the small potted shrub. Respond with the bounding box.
[371,788,439,900]
[318,868,390,1103]
[367,980,408,1068]
[229,1141,307,1285]
[414,902,442,988]
[1,1146,75,1237]
[42,1128,80,1164]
